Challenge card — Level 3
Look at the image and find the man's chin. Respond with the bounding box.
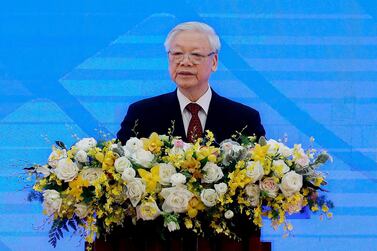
[175,81,198,90]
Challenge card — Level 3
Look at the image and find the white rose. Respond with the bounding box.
[36,165,51,177]
[170,139,192,155]
[126,178,145,207]
[214,183,228,195]
[278,144,292,157]
[220,140,244,154]
[280,171,303,197]
[259,177,279,198]
[161,186,193,213]
[173,139,191,149]
[124,137,143,153]
[48,148,67,168]
[75,137,97,152]
[200,189,218,207]
[74,203,89,218]
[165,221,180,232]
[159,163,177,185]
[169,147,184,155]
[201,162,224,184]
[295,154,310,167]
[74,150,88,163]
[54,158,79,182]
[132,149,154,168]
[114,156,132,173]
[293,144,310,167]
[109,143,119,151]
[43,190,62,215]
[122,148,132,158]
[172,138,184,147]
[267,139,280,154]
[224,210,234,219]
[267,140,292,157]
[245,161,264,183]
[81,168,104,185]
[220,140,245,165]
[221,141,234,153]
[232,144,244,153]
[170,173,186,186]
[136,200,161,220]
[273,160,290,173]
[122,167,136,181]
[245,183,260,207]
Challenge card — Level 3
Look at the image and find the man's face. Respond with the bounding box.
[168,30,218,93]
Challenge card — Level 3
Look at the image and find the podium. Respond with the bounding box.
[90,233,271,251]
[89,218,271,251]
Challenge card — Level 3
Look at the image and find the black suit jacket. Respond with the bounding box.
[117,89,265,144]
[107,89,265,250]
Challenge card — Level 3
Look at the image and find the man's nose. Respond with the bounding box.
[179,54,194,66]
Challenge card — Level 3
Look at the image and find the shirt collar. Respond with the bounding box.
[177,86,212,115]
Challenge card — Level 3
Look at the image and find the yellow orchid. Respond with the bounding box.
[205,130,215,146]
[253,206,263,227]
[196,146,219,162]
[95,152,104,163]
[184,218,193,229]
[321,204,329,212]
[163,153,184,168]
[181,156,201,178]
[228,169,251,196]
[251,144,270,163]
[68,175,90,201]
[142,132,163,154]
[314,176,324,186]
[311,204,319,212]
[187,196,206,218]
[138,165,160,193]
[101,151,116,171]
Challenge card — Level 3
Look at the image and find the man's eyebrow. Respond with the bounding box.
[171,43,204,50]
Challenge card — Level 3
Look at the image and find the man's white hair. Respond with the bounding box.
[164,21,221,52]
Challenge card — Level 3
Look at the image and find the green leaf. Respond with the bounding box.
[68,219,77,231]
[48,218,71,247]
[240,135,251,145]
[258,136,267,146]
[62,222,69,232]
[55,141,67,150]
[27,190,43,202]
[82,186,96,204]
[57,228,63,238]
[314,152,330,165]
[200,157,208,167]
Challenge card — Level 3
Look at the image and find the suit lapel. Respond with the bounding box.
[205,89,222,132]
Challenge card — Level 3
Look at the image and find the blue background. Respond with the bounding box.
[1,1,377,250]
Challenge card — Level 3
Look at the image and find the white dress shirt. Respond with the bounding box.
[177,87,212,136]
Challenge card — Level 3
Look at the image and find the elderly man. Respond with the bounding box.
[98,21,266,251]
[117,21,265,144]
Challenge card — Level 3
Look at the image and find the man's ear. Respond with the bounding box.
[211,53,218,72]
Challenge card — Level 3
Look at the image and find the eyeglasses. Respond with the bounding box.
[168,51,216,65]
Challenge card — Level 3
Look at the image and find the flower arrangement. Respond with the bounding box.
[25,131,333,249]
